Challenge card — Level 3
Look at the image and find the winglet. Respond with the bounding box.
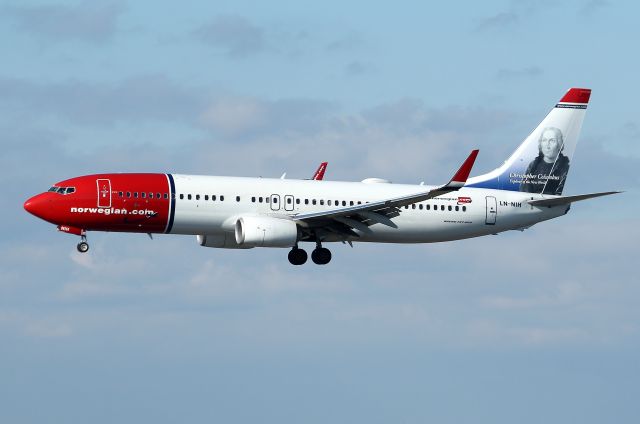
[312,162,328,180]
[446,149,479,188]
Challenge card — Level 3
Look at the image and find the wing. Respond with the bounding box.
[292,150,479,239]
[312,162,328,180]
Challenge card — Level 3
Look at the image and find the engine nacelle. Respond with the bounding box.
[197,233,253,249]
[235,216,299,248]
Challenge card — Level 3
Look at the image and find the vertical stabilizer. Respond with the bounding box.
[466,88,591,195]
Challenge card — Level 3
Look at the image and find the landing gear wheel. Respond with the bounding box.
[288,247,308,265]
[77,241,89,253]
[311,247,331,265]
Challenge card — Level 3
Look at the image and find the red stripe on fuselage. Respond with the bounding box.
[37,173,171,233]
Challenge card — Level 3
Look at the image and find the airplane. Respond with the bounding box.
[24,88,620,265]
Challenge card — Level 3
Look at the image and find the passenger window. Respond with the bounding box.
[350,201,354,206]
[412,204,416,209]
[141,192,146,198]
[179,194,184,200]
[441,205,445,211]
[236,196,240,202]
[134,192,138,198]
[149,192,153,198]
[419,204,423,210]
[266,197,270,203]
[220,195,224,201]
[164,193,168,199]
[320,200,325,205]
[358,201,362,205]
[328,200,332,206]
[296,199,300,204]
[404,205,408,209]
[462,206,467,212]
[188,194,192,200]
[305,199,309,205]
[273,197,278,204]
[259,197,263,203]
[196,194,200,200]
[342,201,346,206]
[118,191,123,197]
[312,199,317,205]
[205,195,209,201]
[212,195,216,201]
[455,205,459,211]
[426,204,430,210]
[448,205,452,211]
[251,196,256,202]
[287,198,292,204]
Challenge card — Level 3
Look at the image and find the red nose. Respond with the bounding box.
[24,193,51,221]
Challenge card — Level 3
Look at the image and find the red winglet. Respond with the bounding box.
[450,149,479,185]
[559,88,591,104]
[312,162,328,180]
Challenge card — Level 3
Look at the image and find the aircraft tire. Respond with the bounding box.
[311,247,331,265]
[77,241,89,253]
[288,247,307,265]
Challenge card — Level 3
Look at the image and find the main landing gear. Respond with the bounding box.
[288,246,307,265]
[77,234,89,253]
[288,243,332,265]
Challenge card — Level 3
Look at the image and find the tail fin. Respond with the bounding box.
[466,88,591,195]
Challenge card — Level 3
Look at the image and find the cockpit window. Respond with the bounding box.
[48,186,76,195]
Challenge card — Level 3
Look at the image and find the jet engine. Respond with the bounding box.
[197,233,253,249]
[234,216,299,247]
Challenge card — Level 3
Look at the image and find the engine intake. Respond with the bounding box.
[235,216,298,247]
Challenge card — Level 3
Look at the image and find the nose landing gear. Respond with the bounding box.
[77,234,89,253]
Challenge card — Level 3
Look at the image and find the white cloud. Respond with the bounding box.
[2,1,125,44]
[193,15,267,58]
[199,97,268,136]
[25,321,73,338]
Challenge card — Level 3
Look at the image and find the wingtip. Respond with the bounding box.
[451,149,479,184]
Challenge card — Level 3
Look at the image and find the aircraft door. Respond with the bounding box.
[270,194,281,211]
[284,195,294,211]
[97,178,112,208]
[485,196,497,225]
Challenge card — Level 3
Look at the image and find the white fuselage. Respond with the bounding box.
[169,174,567,245]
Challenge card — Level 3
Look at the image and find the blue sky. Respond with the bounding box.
[1,1,639,423]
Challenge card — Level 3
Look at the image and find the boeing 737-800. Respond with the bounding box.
[24,88,619,265]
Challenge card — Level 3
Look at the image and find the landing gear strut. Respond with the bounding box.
[311,242,331,265]
[288,246,308,265]
[77,234,89,253]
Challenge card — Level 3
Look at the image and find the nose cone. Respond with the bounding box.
[24,193,50,220]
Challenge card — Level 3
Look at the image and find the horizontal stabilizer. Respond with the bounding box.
[528,191,622,207]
